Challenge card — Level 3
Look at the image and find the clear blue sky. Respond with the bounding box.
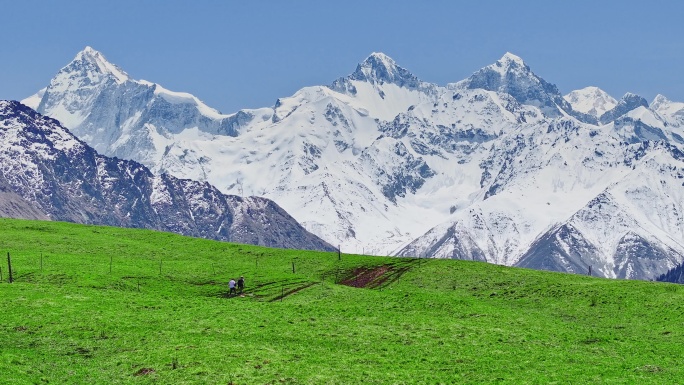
[2,0,683,113]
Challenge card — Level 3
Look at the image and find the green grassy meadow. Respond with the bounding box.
[1,217,683,384]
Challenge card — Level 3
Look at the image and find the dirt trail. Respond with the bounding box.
[269,282,319,302]
[215,278,317,301]
[340,259,420,289]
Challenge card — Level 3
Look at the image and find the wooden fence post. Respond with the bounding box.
[292,260,295,274]
[7,252,13,283]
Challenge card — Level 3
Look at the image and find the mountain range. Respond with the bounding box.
[20,47,684,279]
[0,100,334,251]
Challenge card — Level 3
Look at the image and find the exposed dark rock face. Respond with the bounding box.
[515,224,599,275]
[657,263,684,284]
[359,139,434,203]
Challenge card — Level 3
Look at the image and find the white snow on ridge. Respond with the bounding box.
[626,106,665,129]
[564,86,617,119]
[146,81,228,120]
[343,80,435,121]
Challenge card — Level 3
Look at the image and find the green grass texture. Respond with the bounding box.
[1,217,682,384]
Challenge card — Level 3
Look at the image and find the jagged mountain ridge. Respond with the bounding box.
[23,48,684,279]
[397,111,684,279]
[0,100,334,251]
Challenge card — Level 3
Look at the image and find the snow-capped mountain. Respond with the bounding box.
[599,93,649,125]
[25,47,271,172]
[564,86,617,119]
[24,48,684,279]
[24,48,453,254]
[0,100,334,251]
[398,109,684,278]
[449,53,597,124]
[650,94,684,130]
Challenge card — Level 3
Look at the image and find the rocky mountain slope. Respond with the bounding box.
[23,48,684,279]
[657,261,684,284]
[0,100,334,251]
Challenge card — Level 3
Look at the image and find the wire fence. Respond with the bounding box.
[1,249,410,300]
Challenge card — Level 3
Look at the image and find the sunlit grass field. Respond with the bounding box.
[1,217,682,384]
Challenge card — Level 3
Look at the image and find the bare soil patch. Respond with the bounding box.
[134,368,156,376]
[340,260,419,289]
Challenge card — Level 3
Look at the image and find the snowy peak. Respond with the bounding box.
[650,94,684,119]
[29,47,261,162]
[349,52,421,88]
[500,52,525,63]
[564,86,617,119]
[621,92,648,104]
[599,92,649,124]
[452,52,595,123]
[68,46,129,84]
[25,47,684,280]
[361,52,397,72]
[329,52,424,94]
[34,47,134,129]
[493,52,528,73]
[454,52,536,90]
[325,52,439,120]
[651,94,671,110]
[465,52,529,79]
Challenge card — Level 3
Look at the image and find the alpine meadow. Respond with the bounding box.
[2,218,684,384]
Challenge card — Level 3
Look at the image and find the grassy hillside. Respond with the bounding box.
[1,218,683,384]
